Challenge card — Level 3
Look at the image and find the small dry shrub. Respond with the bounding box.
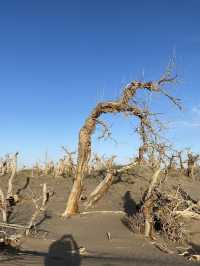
[122,187,195,243]
[122,210,145,234]
[152,190,187,242]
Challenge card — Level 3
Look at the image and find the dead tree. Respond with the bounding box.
[62,71,181,217]
[167,154,177,171]
[61,147,76,177]
[0,153,15,176]
[7,152,19,199]
[177,151,184,170]
[187,153,199,179]
[0,183,53,247]
[25,183,50,235]
[32,162,43,176]
[91,153,105,171]
[0,153,19,223]
[53,148,76,178]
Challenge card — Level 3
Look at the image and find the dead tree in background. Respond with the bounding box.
[147,145,158,169]
[62,70,181,217]
[187,152,199,179]
[61,147,76,177]
[0,152,20,223]
[0,183,54,247]
[7,152,19,199]
[167,154,177,172]
[177,151,184,171]
[0,153,18,177]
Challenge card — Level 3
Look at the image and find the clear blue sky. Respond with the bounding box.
[0,0,200,165]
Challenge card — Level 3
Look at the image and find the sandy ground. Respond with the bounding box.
[0,166,200,265]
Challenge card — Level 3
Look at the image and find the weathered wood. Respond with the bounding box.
[143,168,161,238]
[0,188,7,222]
[85,170,114,209]
[145,168,161,201]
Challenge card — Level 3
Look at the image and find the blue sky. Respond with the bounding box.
[0,0,200,166]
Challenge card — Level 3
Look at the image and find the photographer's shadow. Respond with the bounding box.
[45,234,81,266]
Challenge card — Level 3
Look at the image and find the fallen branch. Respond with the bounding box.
[174,210,200,220]
[80,210,125,215]
[117,162,137,173]
[84,170,114,209]
[0,222,28,229]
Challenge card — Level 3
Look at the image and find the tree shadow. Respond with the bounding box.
[122,191,137,217]
[0,247,45,264]
[44,234,81,266]
[188,242,200,254]
[35,211,52,227]
[16,176,31,196]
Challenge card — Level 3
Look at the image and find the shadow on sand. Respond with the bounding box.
[0,237,194,266]
[0,234,81,266]
[45,234,81,266]
[122,191,137,217]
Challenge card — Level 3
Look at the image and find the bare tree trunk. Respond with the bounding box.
[143,198,154,238]
[62,122,94,216]
[167,154,176,171]
[187,153,199,179]
[143,168,161,238]
[0,188,7,222]
[137,120,148,165]
[187,163,195,179]
[137,146,145,165]
[145,168,161,201]
[177,151,184,170]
